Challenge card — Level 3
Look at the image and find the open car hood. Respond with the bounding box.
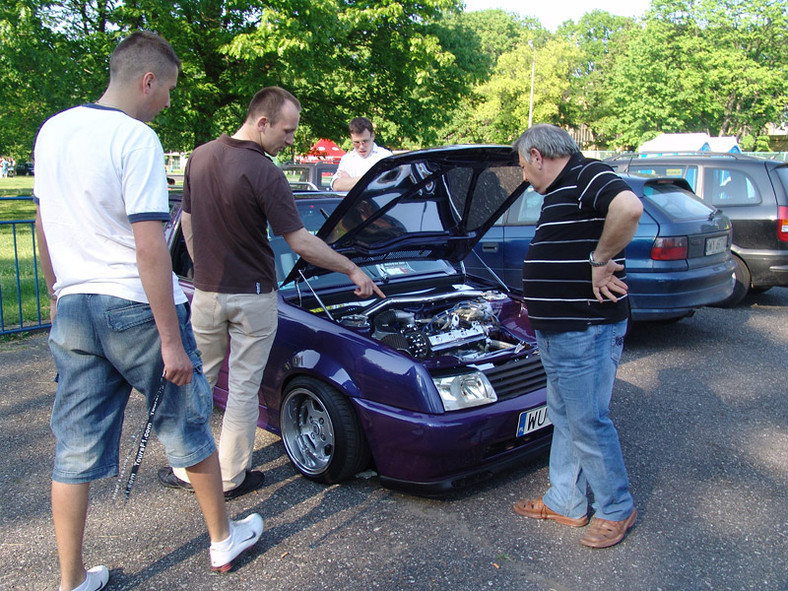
[284,145,528,284]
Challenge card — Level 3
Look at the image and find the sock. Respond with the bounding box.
[210,522,234,550]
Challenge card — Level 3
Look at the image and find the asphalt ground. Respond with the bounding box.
[2,288,787,591]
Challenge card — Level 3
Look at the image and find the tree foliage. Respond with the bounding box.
[1,0,787,159]
[604,0,788,149]
[0,0,474,156]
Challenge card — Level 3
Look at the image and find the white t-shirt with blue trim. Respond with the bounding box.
[34,104,186,305]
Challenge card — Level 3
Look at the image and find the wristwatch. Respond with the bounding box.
[589,251,609,267]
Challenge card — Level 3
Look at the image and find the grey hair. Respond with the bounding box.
[513,124,580,162]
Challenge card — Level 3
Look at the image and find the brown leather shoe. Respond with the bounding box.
[580,508,638,548]
[513,497,589,527]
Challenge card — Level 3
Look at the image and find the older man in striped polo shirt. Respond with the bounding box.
[512,124,643,549]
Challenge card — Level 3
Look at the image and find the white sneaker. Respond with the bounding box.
[58,565,109,591]
[209,513,264,572]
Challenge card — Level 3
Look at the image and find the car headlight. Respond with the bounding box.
[433,371,497,411]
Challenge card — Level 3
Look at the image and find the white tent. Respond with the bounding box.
[638,133,740,153]
[706,136,741,153]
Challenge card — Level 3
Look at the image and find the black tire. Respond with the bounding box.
[280,377,371,484]
[714,254,749,308]
[749,286,772,295]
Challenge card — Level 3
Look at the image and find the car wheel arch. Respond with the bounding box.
[274,335,441,414]
[277,350,367,401]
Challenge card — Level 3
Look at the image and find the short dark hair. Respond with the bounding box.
[513,124,580,162]
[348,117,374,136]
[109,31,181,83]
[246,87,301,124]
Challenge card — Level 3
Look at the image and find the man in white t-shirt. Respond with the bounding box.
[329,117,392,191]
[34,32,262,591]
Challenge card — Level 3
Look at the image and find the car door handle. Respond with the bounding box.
[481,243,498,253]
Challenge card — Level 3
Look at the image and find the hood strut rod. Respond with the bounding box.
[298,270,335,321]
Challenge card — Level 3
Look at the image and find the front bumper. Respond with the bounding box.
[352,389,552,496]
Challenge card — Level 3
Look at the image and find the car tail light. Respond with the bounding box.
[778,206,788,242]
[651,236,688,260]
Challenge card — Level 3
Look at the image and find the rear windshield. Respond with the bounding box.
[641,182,716,220]
[628,164,699,191]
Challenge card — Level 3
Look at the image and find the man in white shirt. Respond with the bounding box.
[34,31,262,591]
[330,117,392,191]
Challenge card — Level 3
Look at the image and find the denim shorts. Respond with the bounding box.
[49,294,216,484]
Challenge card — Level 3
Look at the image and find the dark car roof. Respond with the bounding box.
[284,145,529,283]
[607,152,788,170]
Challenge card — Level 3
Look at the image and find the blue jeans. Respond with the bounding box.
[536,321,634,521]
[49,295,215,484]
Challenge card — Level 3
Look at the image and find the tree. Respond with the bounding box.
[603,0,788,149]
[467,37,581,143]
[558,11,637,147]
[436,9,547,144]
[0,1,113,160]
[0,0,477,156]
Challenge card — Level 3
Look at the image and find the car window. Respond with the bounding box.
[683,167,698,191]
[704,168,761,206]
[283,166,309,183]
[774,166,788,194]
[641,182,716,220]
[316,166,336,189]
[629,164,699,191]
[507,188,544,225]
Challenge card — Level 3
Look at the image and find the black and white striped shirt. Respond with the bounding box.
[523,153,633,332]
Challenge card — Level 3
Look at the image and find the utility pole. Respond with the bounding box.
[528,39,536,128]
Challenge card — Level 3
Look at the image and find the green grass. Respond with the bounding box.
[0,198,36,220]
[0,176,34,197]
[0,174,181,335]
[0,190,50,333]
[0,176,36,221]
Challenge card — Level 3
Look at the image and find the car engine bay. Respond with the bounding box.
[334,291,531,362]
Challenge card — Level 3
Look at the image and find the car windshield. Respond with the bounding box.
[641,182,716,220]
[271,198,458,289]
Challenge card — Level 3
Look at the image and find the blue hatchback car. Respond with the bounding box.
[464,174,736,322]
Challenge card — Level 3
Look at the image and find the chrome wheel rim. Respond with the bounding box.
[281,387,336,476]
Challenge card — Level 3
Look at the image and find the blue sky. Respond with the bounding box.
[463,0,652,31]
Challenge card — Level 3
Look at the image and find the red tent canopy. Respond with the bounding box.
[299,138,345,163]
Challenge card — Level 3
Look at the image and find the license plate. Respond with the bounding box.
[705,235,727,255]
[516,405,551,437]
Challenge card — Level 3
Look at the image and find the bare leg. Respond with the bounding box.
[185,451,230,542]
[52,481,89,591]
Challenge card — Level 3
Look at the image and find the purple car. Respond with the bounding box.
[167,145,551,495]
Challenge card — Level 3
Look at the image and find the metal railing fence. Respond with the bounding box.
[0,196,50,336]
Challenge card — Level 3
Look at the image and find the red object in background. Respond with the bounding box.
[298,138,345,164]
